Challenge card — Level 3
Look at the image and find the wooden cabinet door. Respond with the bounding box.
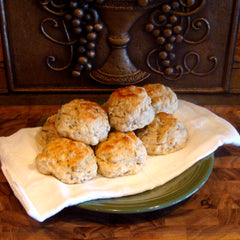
[0,0,239,94]
[0,35,7,93]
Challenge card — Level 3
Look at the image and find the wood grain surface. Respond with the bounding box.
[234,23,240,62]
[0,104,240,239]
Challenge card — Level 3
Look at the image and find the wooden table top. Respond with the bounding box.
[0,104,240,240]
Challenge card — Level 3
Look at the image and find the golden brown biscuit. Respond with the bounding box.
[136,112,188,155]
[104,85,155,132]
[55,99,110,146]
[143,83,178,114]
[36,114,60,148]
[95,131,147,178]
[36,137,98,184]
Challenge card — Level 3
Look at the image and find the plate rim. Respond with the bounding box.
[77,153,214,214]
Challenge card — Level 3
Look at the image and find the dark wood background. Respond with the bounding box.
[0,3,240,237]
[0,1,240,105]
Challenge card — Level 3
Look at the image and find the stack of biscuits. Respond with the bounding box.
[36,84,188,184]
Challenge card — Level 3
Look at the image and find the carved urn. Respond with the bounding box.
[40,0,217,86]
[90,0,165,85]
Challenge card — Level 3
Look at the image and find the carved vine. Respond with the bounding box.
[40,0,159,78]
[145,0,217,80]
[40,0,105,77]
[40,0,217,81]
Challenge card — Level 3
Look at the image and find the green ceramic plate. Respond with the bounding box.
[77,154,214,213]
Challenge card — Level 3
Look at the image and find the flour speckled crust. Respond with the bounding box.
[104,85,155,132]
[36,114,60,148]
[36,137,98,184]
[55,99,110,146]
[136,112,188,155]
[95,131,147,178]
[143,83,178,114]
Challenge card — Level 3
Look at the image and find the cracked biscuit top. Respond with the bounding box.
[36,137,98,184]
[143,83,178,114]
[55,99,110,146]
[104,85,155,132]
[95,131,147,178]
[136,112,188,155]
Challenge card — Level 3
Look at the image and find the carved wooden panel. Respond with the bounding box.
[231,20,240,93]
[0,34,7,93]
[0,0,239,93]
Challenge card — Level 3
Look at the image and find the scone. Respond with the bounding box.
[55,99,110,145]
[36,114,60,147]
[136,112,188,155]
[95,131,147,178]
[104,85,155,132]
[36,137,98,184]
[143,83,178,114]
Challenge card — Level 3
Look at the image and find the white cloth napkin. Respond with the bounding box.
[0,100,239,222]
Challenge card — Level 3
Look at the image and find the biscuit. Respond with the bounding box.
[55,99,110,146]
[95,131,147,178]
[36,114,60,148]
[143,83,178,114]
[136,112,188,155]
[36,137,98,184]
[104,85,155,132]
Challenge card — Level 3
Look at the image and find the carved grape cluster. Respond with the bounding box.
[64,0,105,77]
[145,1,184,75]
